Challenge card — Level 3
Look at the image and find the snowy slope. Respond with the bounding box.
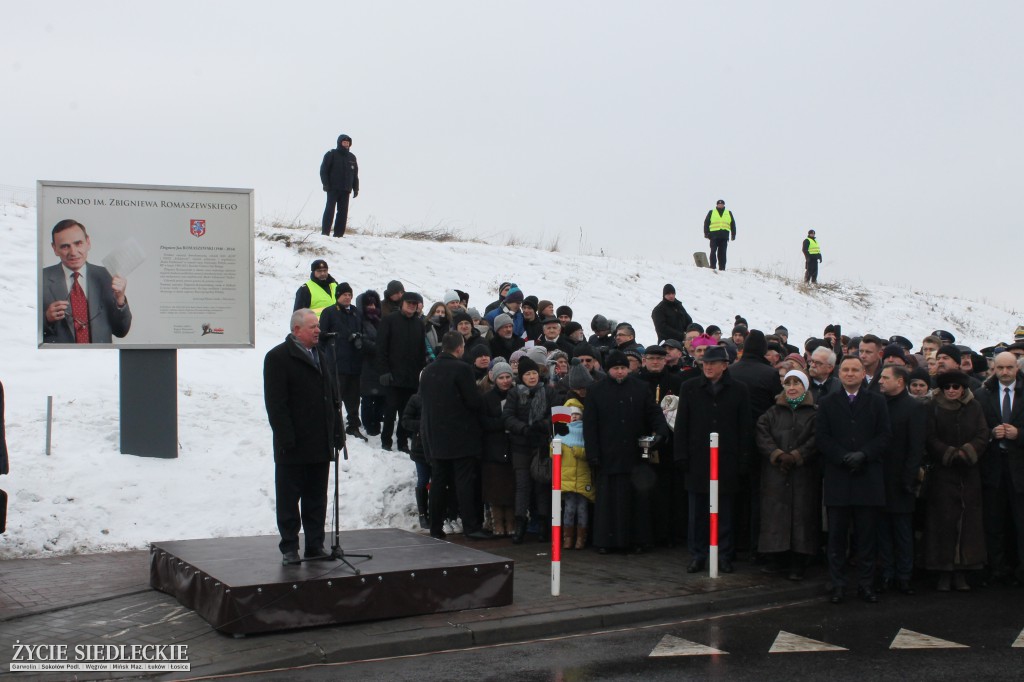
[0,203,1017,558]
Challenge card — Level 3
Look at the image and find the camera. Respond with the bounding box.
[349,332,363,350]
[638,435,656,460]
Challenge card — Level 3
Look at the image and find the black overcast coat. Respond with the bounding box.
[882,391,927,514]
[419,353,483,461]
[377,310,427,388]
[651,298,693,343]
[815,388,892,506]
[319,303,363,375]
[674,371,753,494]
[263,335,341,464]
[320,144,359,193]
[585,375,669,475]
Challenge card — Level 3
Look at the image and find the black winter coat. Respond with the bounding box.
[263,335,341,464]
[816,388,891,506]
[481,387,513,465]
[319,303,363,375]
[320,146,359,193]
[975,372,1024,490]
[377,311,427,388]
[502,382,558,469]
[728,356,784,422]
[419,353,483,460]
[651,298,693,343]
[883,391,926,513]
[674,371,753,494]
[585,375,669,475]
[490,333,525,360]
[400,393,426,462]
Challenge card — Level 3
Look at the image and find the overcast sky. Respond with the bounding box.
[6,2,1022,311]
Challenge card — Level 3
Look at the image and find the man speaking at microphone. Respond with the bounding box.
[264,309,345,565]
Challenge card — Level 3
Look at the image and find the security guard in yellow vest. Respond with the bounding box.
[703,199,736,271]
[802,230,822,284]
[293,259,339,317]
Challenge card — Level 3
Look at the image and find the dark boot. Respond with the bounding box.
[415,487,429,530]
[512,516,527,545]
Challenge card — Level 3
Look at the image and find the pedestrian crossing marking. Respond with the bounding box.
[890,628,968,650]
[650,634,728,657]
[769,631,847,653]
[1013,628,1024,648]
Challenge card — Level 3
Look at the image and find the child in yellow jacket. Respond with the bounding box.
[558,398,595,549]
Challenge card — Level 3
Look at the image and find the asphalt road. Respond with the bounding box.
[196,583,1024,681]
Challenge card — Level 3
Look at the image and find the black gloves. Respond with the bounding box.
[379,373,393,387]
[323,185,328,192]
[349,332,363,350]
[650,433,666,450]
[352,189,359,198]
[553,422,570,437]
[843,451,866,472]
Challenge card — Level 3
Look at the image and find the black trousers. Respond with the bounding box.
[709,236,729,270]
[804,257,819,283]
[337,373,361,429]
[322,190,351,237]
[275,461,330,554]
[827,505,881,589]
[429,457,481,534]
[383,386,416,448]
[984,452,1024,577]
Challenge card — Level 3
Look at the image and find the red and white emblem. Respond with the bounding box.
[190,219,207,237]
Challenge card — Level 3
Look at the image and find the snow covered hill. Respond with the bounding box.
[0,203,1017,558]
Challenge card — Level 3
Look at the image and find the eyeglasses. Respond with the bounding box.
[942,384,962,391]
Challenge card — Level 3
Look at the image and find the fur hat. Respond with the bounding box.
[556,305,573,319]
[401,291,423,304]
[936,370,971,390]
[605,350,629,370]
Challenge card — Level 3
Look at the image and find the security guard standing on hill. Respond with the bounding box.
[703,199,736,271]
[802,230,822,283]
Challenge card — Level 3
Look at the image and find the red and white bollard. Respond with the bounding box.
[551,437,562,596]
[709,432,720,579]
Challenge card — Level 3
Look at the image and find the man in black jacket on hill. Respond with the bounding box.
[651,284,692,343]
[320,133,360,237]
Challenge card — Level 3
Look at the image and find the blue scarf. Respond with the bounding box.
[561,420,585,448]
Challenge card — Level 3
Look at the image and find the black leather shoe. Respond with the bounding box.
[829,588,845,604]
[304,547,333,561]
[429,530,447,540]
[687,559,705,574]
[897,579,915,595]
[719,558,735,574]
[464,529,494,540]
[346,427,369,441]
[857,586,879,603]
[281,551,301,565]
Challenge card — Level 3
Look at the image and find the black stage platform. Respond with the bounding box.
[150,528,514,635]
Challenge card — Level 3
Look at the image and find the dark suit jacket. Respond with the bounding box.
[976,372,1024,490]
[816,386,891,506]
[41,263,132,343]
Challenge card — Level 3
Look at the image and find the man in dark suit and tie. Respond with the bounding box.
[41,219,132,344]
[816,355,891,604]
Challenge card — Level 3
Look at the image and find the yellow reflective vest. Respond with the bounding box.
[307,280,338,317]
[806,237,820,255]
[709,209,732,233]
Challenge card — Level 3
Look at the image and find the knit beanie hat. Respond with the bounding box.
[568,358,595,389]
[517,356,540,378]
[443,289,460,305]
[493,313,514,330]
[490,361,513,381]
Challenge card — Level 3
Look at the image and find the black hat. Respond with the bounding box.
[452,310,473,327]
[706,324,721,336]
[556,305,573,318]
[766,342,785,356]
[703,346,730,363]
[310,259,329,274]
[644,345,667,357]
[882,343,907,363]
[933,329,956,344]
[591,314,611,332]
[1008,341,1024,353]
[936,344,962,364]
[384,280,404,297]
[663,283,676,296]
[542,316,561,327]
[909,367,932,386]
[731,324,748,337]
[467,344,490,362]
[568,358,595,389]
[823,324,838,336]
[562,321,583,337]
[523,295,539,311]
[743,329,767,357]
[336,281,353,296]
[572,342,598,358]
[661,339,684,351]
[402,291,423,304]
[624,349,643,363]
[605,350,629,370]
[888,335,914,352]
[805,338,829,353]
[517,356,540,378]
[936,370,971,389]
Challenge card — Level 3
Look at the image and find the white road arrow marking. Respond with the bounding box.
[769,631,847,653]
[890,628,968,649]
[650,634,728,657]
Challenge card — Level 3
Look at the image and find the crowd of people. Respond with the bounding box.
[268,259,1024,603]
